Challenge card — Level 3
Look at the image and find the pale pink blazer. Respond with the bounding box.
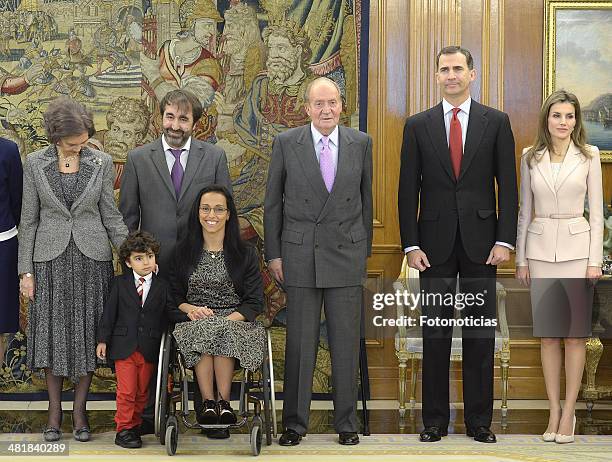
[516,142,603,267]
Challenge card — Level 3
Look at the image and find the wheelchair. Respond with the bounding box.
[154,327,277,456]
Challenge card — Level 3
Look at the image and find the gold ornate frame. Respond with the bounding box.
[544,0,612,161]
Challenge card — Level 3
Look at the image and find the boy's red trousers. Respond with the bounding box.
[114,350,155,432]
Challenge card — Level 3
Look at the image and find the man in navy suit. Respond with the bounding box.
[0,138,22,363]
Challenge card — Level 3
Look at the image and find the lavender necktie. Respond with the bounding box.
[319,136,335,192]
[170,148,184,198]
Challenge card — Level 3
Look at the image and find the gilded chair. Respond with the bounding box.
[393,256,510,419]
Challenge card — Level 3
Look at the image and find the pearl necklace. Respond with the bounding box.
[59,154,79,168]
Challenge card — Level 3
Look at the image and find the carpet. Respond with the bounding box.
[1,433,612,461]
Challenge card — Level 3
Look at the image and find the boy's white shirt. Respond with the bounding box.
[133,270,153,304]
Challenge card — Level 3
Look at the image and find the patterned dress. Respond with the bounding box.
[27,171,114,381]
[172,250,265,371]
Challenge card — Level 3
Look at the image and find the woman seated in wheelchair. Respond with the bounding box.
[171,185,265,435]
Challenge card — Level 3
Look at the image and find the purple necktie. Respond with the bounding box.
[170,148,184,198]
[319,136,335,192]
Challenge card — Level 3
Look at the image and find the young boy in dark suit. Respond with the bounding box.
[96,231,187,448]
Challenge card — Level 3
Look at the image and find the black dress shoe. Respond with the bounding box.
[278,429,302,446]
[466,426,497,443]
[115,429,142,448]
[338,432,360,445]
[419,426,447,442]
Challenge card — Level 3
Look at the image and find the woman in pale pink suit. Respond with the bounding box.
[516,90,603,444]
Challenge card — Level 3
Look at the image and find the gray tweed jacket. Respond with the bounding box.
[18,146,128,274]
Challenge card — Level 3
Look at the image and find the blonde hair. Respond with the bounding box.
[525,89,590,167]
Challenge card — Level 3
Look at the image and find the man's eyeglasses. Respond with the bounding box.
[199,206,228,215]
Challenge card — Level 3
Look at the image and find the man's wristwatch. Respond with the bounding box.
[21,272,33,278]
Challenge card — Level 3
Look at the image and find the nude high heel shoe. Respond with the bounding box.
[555,414,576,444]
[542,408,561,442]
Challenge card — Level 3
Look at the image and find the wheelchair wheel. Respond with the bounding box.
[262,356,272,446]
[250,415,262,456]
[165,415,178,456]
[156,331,173,445]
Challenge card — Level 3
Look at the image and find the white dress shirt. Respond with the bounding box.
[310,123,339,177]
[404,97,513,254]
[162,135,192,174]
[134,270,153,304]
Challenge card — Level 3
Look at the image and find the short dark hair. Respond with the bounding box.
[119,231,161,263]
[43,97,96,144]
[436,46,474,70]
[159,89,203,123]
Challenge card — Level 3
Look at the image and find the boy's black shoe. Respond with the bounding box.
[197,399,219,425]
[115,429,142,448]
[218,399,237,424]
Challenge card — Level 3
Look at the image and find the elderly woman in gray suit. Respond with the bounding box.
[18,97,128,442]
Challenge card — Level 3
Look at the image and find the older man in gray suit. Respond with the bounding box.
[120,89,231,277]
[264,77,373,446]
[119,89,231,435]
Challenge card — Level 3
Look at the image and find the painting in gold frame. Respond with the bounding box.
[544,0,612,161]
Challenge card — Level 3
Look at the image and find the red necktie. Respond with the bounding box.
[449,107,463,179]
[137,277,146,306]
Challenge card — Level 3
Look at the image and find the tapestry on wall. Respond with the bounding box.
[0,0,368,396]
